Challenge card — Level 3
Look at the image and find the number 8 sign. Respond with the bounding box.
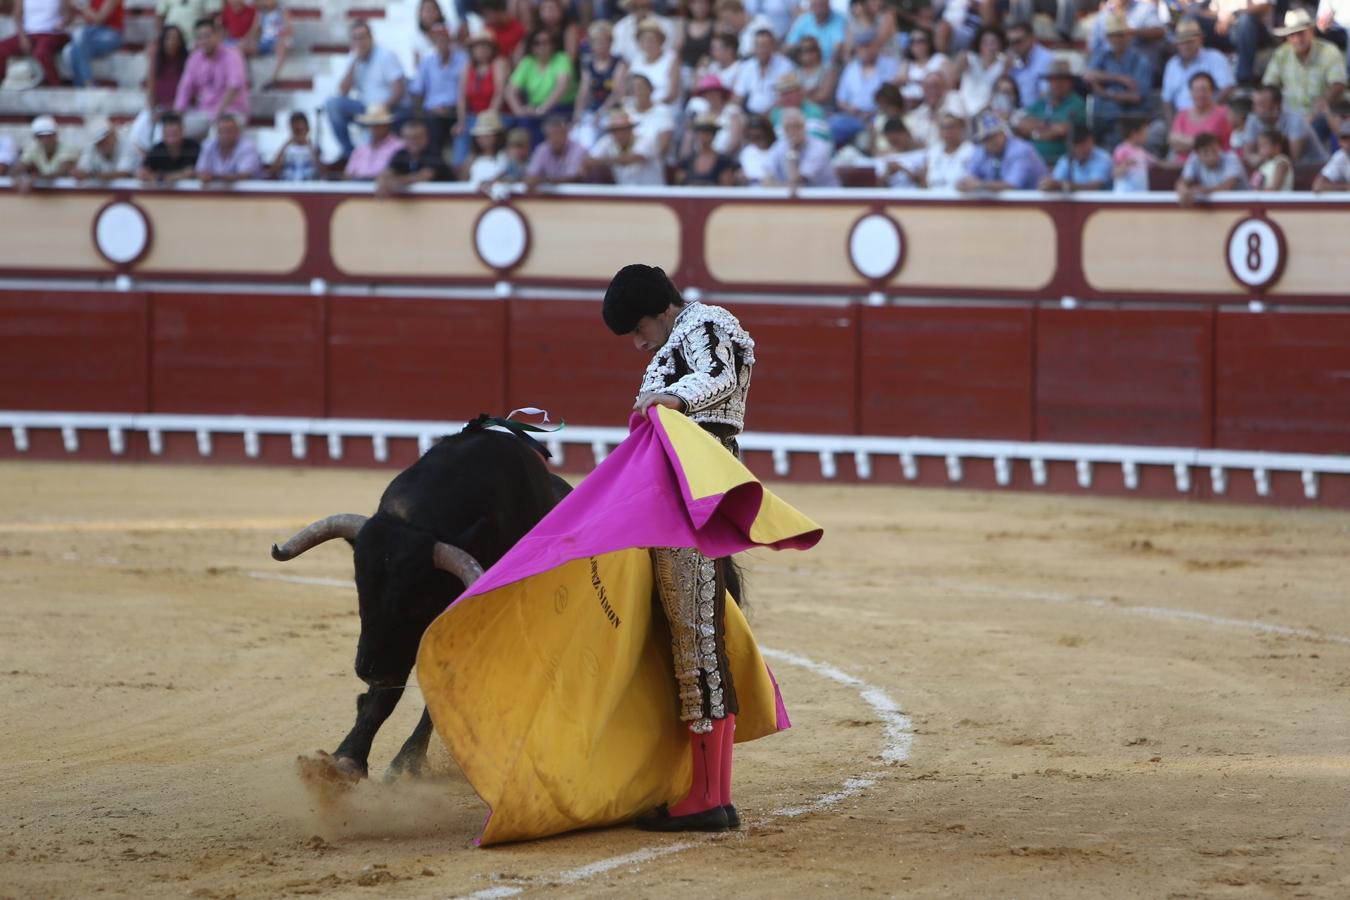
[1225,217,1286,291]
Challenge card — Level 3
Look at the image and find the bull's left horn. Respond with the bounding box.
[271,514,369,561]
[431,542,484,587]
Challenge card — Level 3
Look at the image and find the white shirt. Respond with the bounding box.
[629,49,679,105]
[959,52,1006,115]
[1320,148,1350,184]
[612,13,676,66]
[732,53,795,115]
[24,0,66,32]
[468,151,509,185]
[624,100,675,151]
[739,143,774,183]
[875,148,927,187]
[903,93,969,147]
[591,132,665,185]
[924,140,974,189]
[737,13,777,57]
[347,45,406,106]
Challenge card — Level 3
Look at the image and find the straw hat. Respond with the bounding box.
[604,110,635,131]
[470,110,505,136]
[1274,8,1315,36]
[355,104,395,126]
[1104,14,1131,36]
[1172,17,1203,43]
[1043,59,1075,80]
[466,27,497,48]
[774,71,802,93]
[636,19,665,38]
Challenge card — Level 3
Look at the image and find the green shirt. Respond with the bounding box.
[509,53,576,108]
[771,101,830,142]
[1025,93,1086,164]
[1262,39,1347,116]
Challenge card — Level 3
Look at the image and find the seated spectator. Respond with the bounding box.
[507,29,576,145]
[527,113,587,184]
[269,111,320,181]
[687,74,745,155]
[674,114,740,184]
[0,134,16,176]
[1088,0,1165,57]
[252,0,293,89]
[925,113,975,189]
[411,22,468,155]
[624,73,676,160]
[1039,124,1113,191]
[702,31,744,91]
[933,0,982,56]
[132,25,189,154]
[1083,15,1152,146]
[0,0,70,87]
[988,74,1022,124]
[175,17,250,140]
[17,115,75,178]
[1161,18,1234,122]
[897,27,952,103]
[1169,72,1231,161]
[1004,21,1051,106]
[786,0,848,65]
[734,28,795,116]
[196,113,262,184]
[874,118,926,187]
[679,0,715,80]
[1248,129,1294,190]
[791,36,836,110]
[1227,92,1253,155]
[833,29,900,146]
[154,0,220,50]
[74,118,137,180]
[905,71,969,149]
[413,0,448,63]
[614,0,676,64]
[1243,84,1328,164]
[503,126,534,178]
[585,110,667,185]
[454,29,508,170]
[956,25,1008,116]
[378,118,453,193]
[629,19,680,106]
[957,112,1048,191]
[738,114,777,183]
[765,107,840,187]
[866,82,906,154]
[63,0,124,88]
[1263,9,1347,120]
[138,111,201,183]
[344,105,406,180]
[1016,60,1085,164]
[1176,131,1245,204]
[1313,118,1350,190]
[849,0,900,57]
[221,0,256,46]
[481,0,526,61]
[573,21,629,148]
[772,72,830,143]
[718,0,775,57]
[463,111,509,184]
[327,20,407,163]
[1112,115,1157,192]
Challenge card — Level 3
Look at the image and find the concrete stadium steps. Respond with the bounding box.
[0,85,307,119]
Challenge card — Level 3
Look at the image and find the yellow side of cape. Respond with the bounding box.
[416,548,781,846]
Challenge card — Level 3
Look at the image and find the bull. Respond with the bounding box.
[270,421,570,783]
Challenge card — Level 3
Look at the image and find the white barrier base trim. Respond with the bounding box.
[3,411,1348,500]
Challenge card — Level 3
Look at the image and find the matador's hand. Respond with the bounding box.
[634,393,685,413]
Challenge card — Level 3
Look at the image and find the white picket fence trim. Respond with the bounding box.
[3,410,1347,500]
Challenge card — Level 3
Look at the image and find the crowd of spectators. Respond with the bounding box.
[2,0,1350,196]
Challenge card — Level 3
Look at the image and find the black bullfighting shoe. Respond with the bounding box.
[634,804,731,832]
[723,804,741,829]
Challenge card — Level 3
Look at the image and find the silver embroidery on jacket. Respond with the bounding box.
[637,302,755,433]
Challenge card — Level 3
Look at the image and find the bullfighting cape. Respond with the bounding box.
[415,406,823,845]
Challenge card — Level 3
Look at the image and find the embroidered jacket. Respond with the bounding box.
[638,301,755,434]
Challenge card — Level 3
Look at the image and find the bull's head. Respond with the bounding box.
[271,515,483,685]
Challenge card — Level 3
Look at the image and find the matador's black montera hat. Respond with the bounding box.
[602,264,682,335]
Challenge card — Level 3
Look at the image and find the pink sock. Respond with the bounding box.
[668,720,726,817]
[719,713,736,806]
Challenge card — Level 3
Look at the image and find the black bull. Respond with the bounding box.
[270,428,571,781]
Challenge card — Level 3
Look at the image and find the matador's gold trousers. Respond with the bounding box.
[650,547,740,733]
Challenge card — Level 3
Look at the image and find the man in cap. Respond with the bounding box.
[600,263,756,833]
[586,110,666,185]
[1312,115,1350,189]
[1084,14,1153,144]
[196,112,262,184]
[328,20,408,163]
[832,28,900,146]
[17,115,74,178]
[1039,123,1113,190]
[957,111,1048,191]
[1016,59,1086,164]
[1161,18,1236,122]
[174,17,250,140]
[74,118,138,180]
[1262,8,1346,119]
[343,104,406,180]
[1088,0,1166,56]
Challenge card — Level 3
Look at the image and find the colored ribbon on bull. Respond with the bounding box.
[462,410,565,459]
[416,406,823,846]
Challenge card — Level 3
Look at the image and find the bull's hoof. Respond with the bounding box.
[296,750,366,804]
[382,757,423,783]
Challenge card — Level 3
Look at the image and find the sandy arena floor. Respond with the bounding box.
[2,461,1348,899]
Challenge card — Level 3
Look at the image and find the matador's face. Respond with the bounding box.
[629,307,677,353]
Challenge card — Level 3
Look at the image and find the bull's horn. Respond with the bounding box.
[271,514,368,561]
[431,542,484,587]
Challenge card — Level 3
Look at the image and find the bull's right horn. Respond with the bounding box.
[431,542,484,587]
[271,514,369,561]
